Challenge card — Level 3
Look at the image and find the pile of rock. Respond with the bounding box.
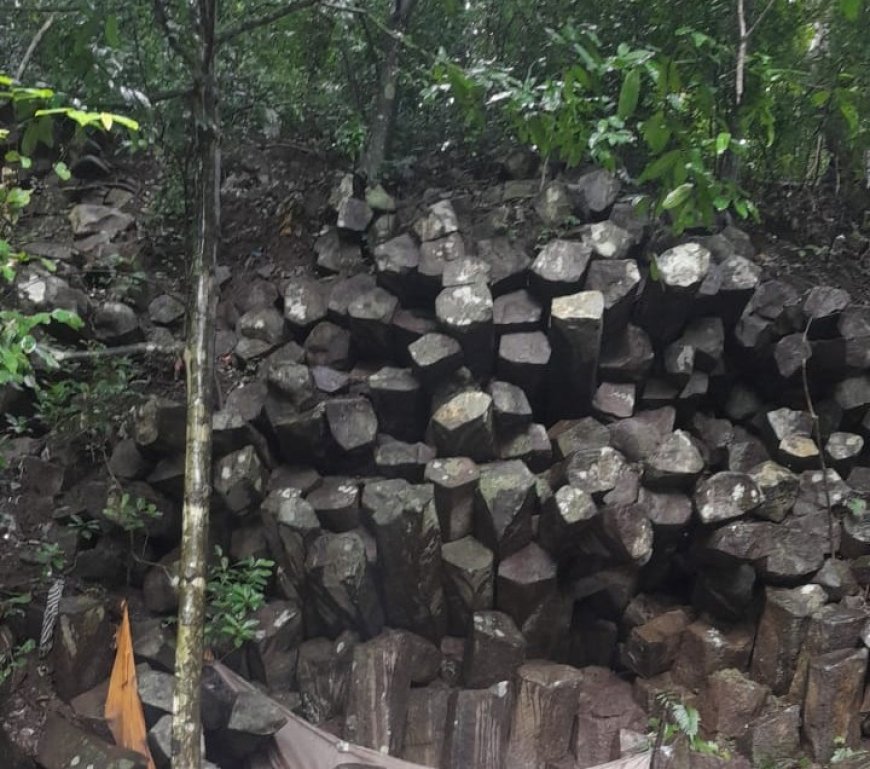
[16,167,870,769]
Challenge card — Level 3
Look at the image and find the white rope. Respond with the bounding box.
[38,577,65,658]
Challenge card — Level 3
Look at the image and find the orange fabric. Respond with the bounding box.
[104,602,157,769]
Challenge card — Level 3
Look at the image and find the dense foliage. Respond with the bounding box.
[1,0,866,218]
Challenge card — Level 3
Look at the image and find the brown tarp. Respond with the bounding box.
[213,662,653,769]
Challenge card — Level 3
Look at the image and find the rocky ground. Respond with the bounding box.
[1,143,870,769]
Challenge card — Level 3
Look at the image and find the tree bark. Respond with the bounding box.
[361,0,417,180]
[170,0,220,765]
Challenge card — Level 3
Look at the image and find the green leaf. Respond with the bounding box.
[642,113,670,153]
[638,149,681,183]
[847,498,867,518]
[53,161,71,181]
[50,309,84,329]
[811,90,830,108]
[617,69,641,120]
[715,131,731,156]
[840,0,861,21]
[6,188,31,209]
[105,14,121,47]
[838,99,859,136]
[19,335,37,354]
[662,182,694,210]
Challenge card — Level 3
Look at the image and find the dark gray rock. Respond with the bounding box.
[315,227,364,274]
[476,237,533,295]
[636,242,712,342]
[37,713,148,769]
[336,197,373,233]
[443,681,513,769]
[694,471,762,525]
[305,531,384,637]
[539,484,598,555]
[418,233,467,296]
[368,366,427,442]
[591,382,636,421]
[584,258,641,334]
[296,634,356,723]
[93,301,142,345]
[496,331,552,394]
[493,289,544,334]
[375,439,435,482]
[344,633,412,754]
[148,294,185,326]
[414,200,459,242]
[435,282,494,378]
[425,456,479,542]
[497,422,552,471]
[581,220,634,258]
[496,542,557,627]
[348,287,399,359]
[530,239,591,298]
[325,396,377,456]
[463,611,526,688]
[750,585,827,695]
[441,536,495,635]
[52,595,114,702]
[214,445,266,515]
[374,234,420,301]
[327,273,377,323]
[238,306,286,345]
[442,256,491,288]
[548,290,604,416]
[608,407,674,462]
[644,430,705,489]
[567,168,621,218]
[134,396,186,457]
[362,479,445,640]
[474,459,536,558]
[307,476,360,532]
[430,390,497,461]
[487,380,533,434]
[408,332,463,385]
[284,278,328,334]
[550,416,611,461]
[535,181,573,225]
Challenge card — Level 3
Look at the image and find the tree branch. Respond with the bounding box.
[735,0,747,106]
[16,14,56,81]
[46,341,183,362]
[747,0,778,39]
[216,0,320,45]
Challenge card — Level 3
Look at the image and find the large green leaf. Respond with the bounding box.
[662,182,694,210]
[105,15,121,47]
[642,112,671,153]
[638,149,681,183]
[617,69,641,120]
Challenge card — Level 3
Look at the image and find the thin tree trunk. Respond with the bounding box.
[171,0,220,764]
[361,0,417,180]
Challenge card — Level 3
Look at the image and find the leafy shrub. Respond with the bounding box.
[206,547,274,651]
[428,24,760,233]
[102,488,162,533]
[35,356,143,457]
